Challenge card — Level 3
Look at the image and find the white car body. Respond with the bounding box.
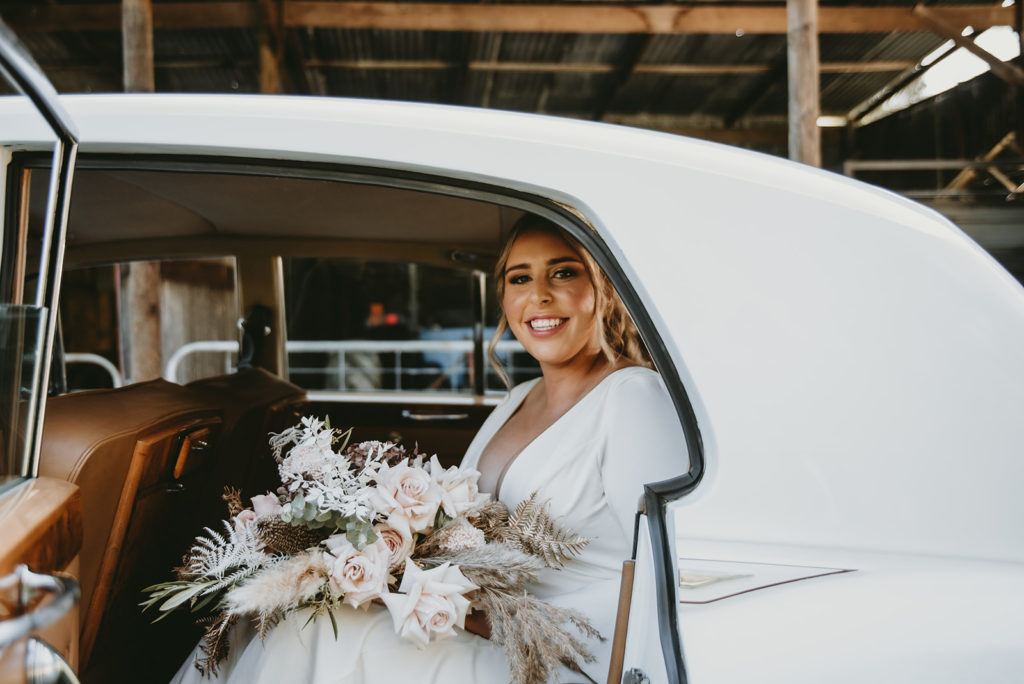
[2,91,1023,682]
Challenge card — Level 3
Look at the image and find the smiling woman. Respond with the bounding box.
[488,214,650,386]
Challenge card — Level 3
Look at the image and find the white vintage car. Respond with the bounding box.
[0,18,1022,684]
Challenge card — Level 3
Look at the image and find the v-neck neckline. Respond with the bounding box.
[487,366,640,500]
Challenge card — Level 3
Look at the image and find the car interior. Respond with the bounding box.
[15,157,562,680]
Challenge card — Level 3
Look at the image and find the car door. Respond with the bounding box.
[0,18,82,681]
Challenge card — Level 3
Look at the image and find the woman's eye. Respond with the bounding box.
[508,274,530,285]
[553,268,577,279]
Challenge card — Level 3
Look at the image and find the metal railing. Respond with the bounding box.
[65,353,123,388]
[164,338,531,391]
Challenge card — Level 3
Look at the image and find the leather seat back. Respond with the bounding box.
[39,379,221,675]
[187,368,306,511]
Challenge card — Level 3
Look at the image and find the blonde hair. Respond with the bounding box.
[487,214,650,387]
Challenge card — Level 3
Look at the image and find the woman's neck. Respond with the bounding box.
[536,351,621,416]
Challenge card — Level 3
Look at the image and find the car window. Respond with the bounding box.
[282,257,539,394]
[60,257,239,389]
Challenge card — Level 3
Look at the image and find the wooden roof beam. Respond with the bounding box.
[913,4,1024,86]
[299,59,913,74]
[1,3,1014,35]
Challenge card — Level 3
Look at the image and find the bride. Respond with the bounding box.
[171,214,688,683]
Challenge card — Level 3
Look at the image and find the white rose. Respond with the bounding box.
[375,523,415,569]
[324,535,393,609]
[381,559,477,648]
[429,456,490,518]
[373,461,443,533]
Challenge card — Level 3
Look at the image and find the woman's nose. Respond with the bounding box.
[528,281,552,303]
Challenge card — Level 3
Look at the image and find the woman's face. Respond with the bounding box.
[502,229,600,370]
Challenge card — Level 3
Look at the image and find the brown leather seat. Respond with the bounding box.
[39,378,222,680]
[187,367,306,514]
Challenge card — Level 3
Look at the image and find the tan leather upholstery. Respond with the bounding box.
[38,379,221,676]
[187,368,306,510]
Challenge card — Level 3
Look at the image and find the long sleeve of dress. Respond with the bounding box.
[599,370,691,542]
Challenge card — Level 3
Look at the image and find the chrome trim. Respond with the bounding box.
[0,566,80,648]
[400,409,471,422]
[0,19,79,479]
[26,637,79,684]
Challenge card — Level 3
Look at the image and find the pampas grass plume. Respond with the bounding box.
[225,553,327,617]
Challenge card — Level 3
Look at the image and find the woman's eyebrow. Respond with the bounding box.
[505,255,582,275]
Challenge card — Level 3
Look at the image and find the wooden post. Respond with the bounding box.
[122,0,161,382]
[259,0,280,93]
[259,33,280,94]
[122,0,154,93]
[787,0,821,166]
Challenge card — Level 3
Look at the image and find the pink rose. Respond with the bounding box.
[324,535,392,609]
[381,559,477,648]
[251,494,283,517]
[373,461,443,533]
[375,523,414,569]
[233,509,257,535]
[428,456,490,518]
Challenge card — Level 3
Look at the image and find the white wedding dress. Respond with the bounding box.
[170,366,687,683]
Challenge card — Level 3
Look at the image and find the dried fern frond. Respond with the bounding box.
[222,486,244,517]
[256,517,330,555]
[466,502,510,541]
[479,586,602,684]
[181,520,270,583]
[195,613,238,677]
[503,492,591,568]
[422,542,543,592]
[255,611,282,641]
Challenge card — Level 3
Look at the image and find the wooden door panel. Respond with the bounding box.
[0,477,83,675]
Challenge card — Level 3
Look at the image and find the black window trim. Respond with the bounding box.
[17,151,705,683]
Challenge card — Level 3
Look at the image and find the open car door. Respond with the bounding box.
[0,17,82,682]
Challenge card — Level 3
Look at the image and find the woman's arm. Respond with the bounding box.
[600,371,690,539]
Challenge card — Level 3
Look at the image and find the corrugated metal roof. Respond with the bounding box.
[0,0,1016,166]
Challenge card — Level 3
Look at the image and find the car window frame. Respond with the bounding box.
[0,19,78,488]
[22,150,704,681]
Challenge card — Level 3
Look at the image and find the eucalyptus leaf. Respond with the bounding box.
[159,581,212,612]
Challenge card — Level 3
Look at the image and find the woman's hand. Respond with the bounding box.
[463,608,492,640]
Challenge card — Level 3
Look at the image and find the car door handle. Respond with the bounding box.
[400,410,470,422]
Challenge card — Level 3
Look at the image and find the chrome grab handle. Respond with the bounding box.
[0,566,79,648]
[400,410,470,422]
[26,637,78,684]
[0,566,81,683]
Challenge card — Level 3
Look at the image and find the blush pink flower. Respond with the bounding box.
[373,461,443,533]
[250,494,283,517]
[375,523,414,569]
[428,456,490,518]
[233,509,257,536]
[381,559,477,648]
[324,535,393,609]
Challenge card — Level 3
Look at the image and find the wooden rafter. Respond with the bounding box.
[217,58,914,74]
[946,131,1019,190]
[36,58,916,76]
[1,2,1013,35]
[912,4,1024,86]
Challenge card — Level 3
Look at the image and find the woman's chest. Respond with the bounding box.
[498,414,608,523]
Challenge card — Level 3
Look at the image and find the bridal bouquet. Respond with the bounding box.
[142,416,600,683]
